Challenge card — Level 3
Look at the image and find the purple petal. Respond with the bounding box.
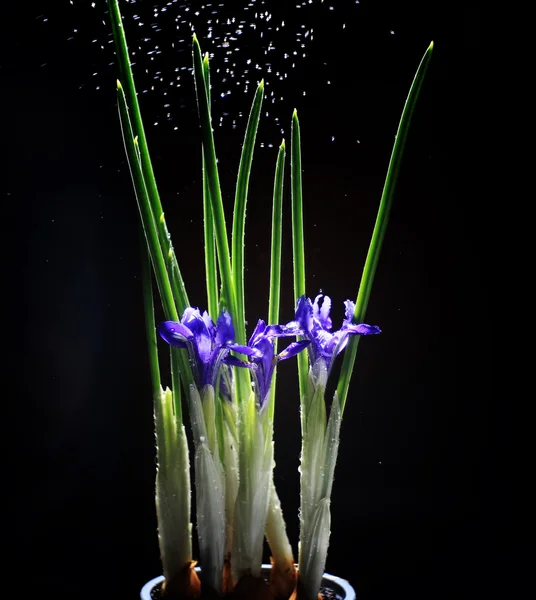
[202,310,216,336]
[187,311,213,365]
[346,323,382,335]
[295,296,313,332]
[313,294,332,330]
[223,355,253,368]
[228,343,262,358]
[248,319,267,346]
[158,321,194,347]
[315,329,335,355]
[343,300,356,326]
[253,336,274,367]
[326,329,350,357]
[276,339,310,361]
[264,321,304,338]
[181,307,202,330]
[215,310,235,346]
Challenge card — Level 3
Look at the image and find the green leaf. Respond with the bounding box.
[202,54,219,319]
[140,230,161,401]
[108,0,189,314]
[267,139,286,422]
[192,36,236,325]
[154,386,193,581]
[116,84,177,323]
[299,498,331,600]
[189,385,225,594]
[232,391,274,581]
[117,86,195,393]
[193,35,252,407]
[291,110,309,404]
[321,392,342,501]
[337,41,434,413]
[300,362,327,528]
[297,366,340,600]
[265,482,295,570]
[201,385,218,458]
[222,409,239,557]
[231,80,265,345]
[194,442,225,593]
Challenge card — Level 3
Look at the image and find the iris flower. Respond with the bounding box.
[158,307,252,390]
[242,319,310,408]
[295,294,381,373]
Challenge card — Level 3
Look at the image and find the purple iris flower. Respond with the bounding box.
[231,319,310,408]
[294,294,381,372]
[158,307,253,390]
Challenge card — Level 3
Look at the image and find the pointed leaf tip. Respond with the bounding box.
[116,79,122,90]
[280,138,285,148]
[259,79,265,89]
[428,40,434,51]
[292,108,298,118]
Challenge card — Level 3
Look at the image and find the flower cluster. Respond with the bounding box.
[158,295,380,403]
[158,307,310,408]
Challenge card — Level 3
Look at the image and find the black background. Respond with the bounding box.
[5,2,491,599]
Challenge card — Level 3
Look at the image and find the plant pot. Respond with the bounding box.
[141,564,356,600]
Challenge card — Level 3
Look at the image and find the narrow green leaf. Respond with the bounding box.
[222,408,239,557]
[232,391,273,581]
[107,0,189,314]
[140,230,161,401]
[337,41,434,414]
[291,110,308,403]
[194,440,225,593]
[264,142,295,580]
[118,84,194,390]
[203,53,211,106]
[192,35,251,406]
[154,386,193,581]
[201,385,218,457]
[299,498,331,600]
[202,54,219,318]
[267,139,286,422]
[187,385,225,593]
[300,361,327,527]
[192,36,236,327]
[320,392,341,501]
[116,85,177,322]
[190,387,225,594]
[264,483,295,573]
[204,169,219,319]
[231,80,265,344]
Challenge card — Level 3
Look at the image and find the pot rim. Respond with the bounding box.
[140,563,356,599]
